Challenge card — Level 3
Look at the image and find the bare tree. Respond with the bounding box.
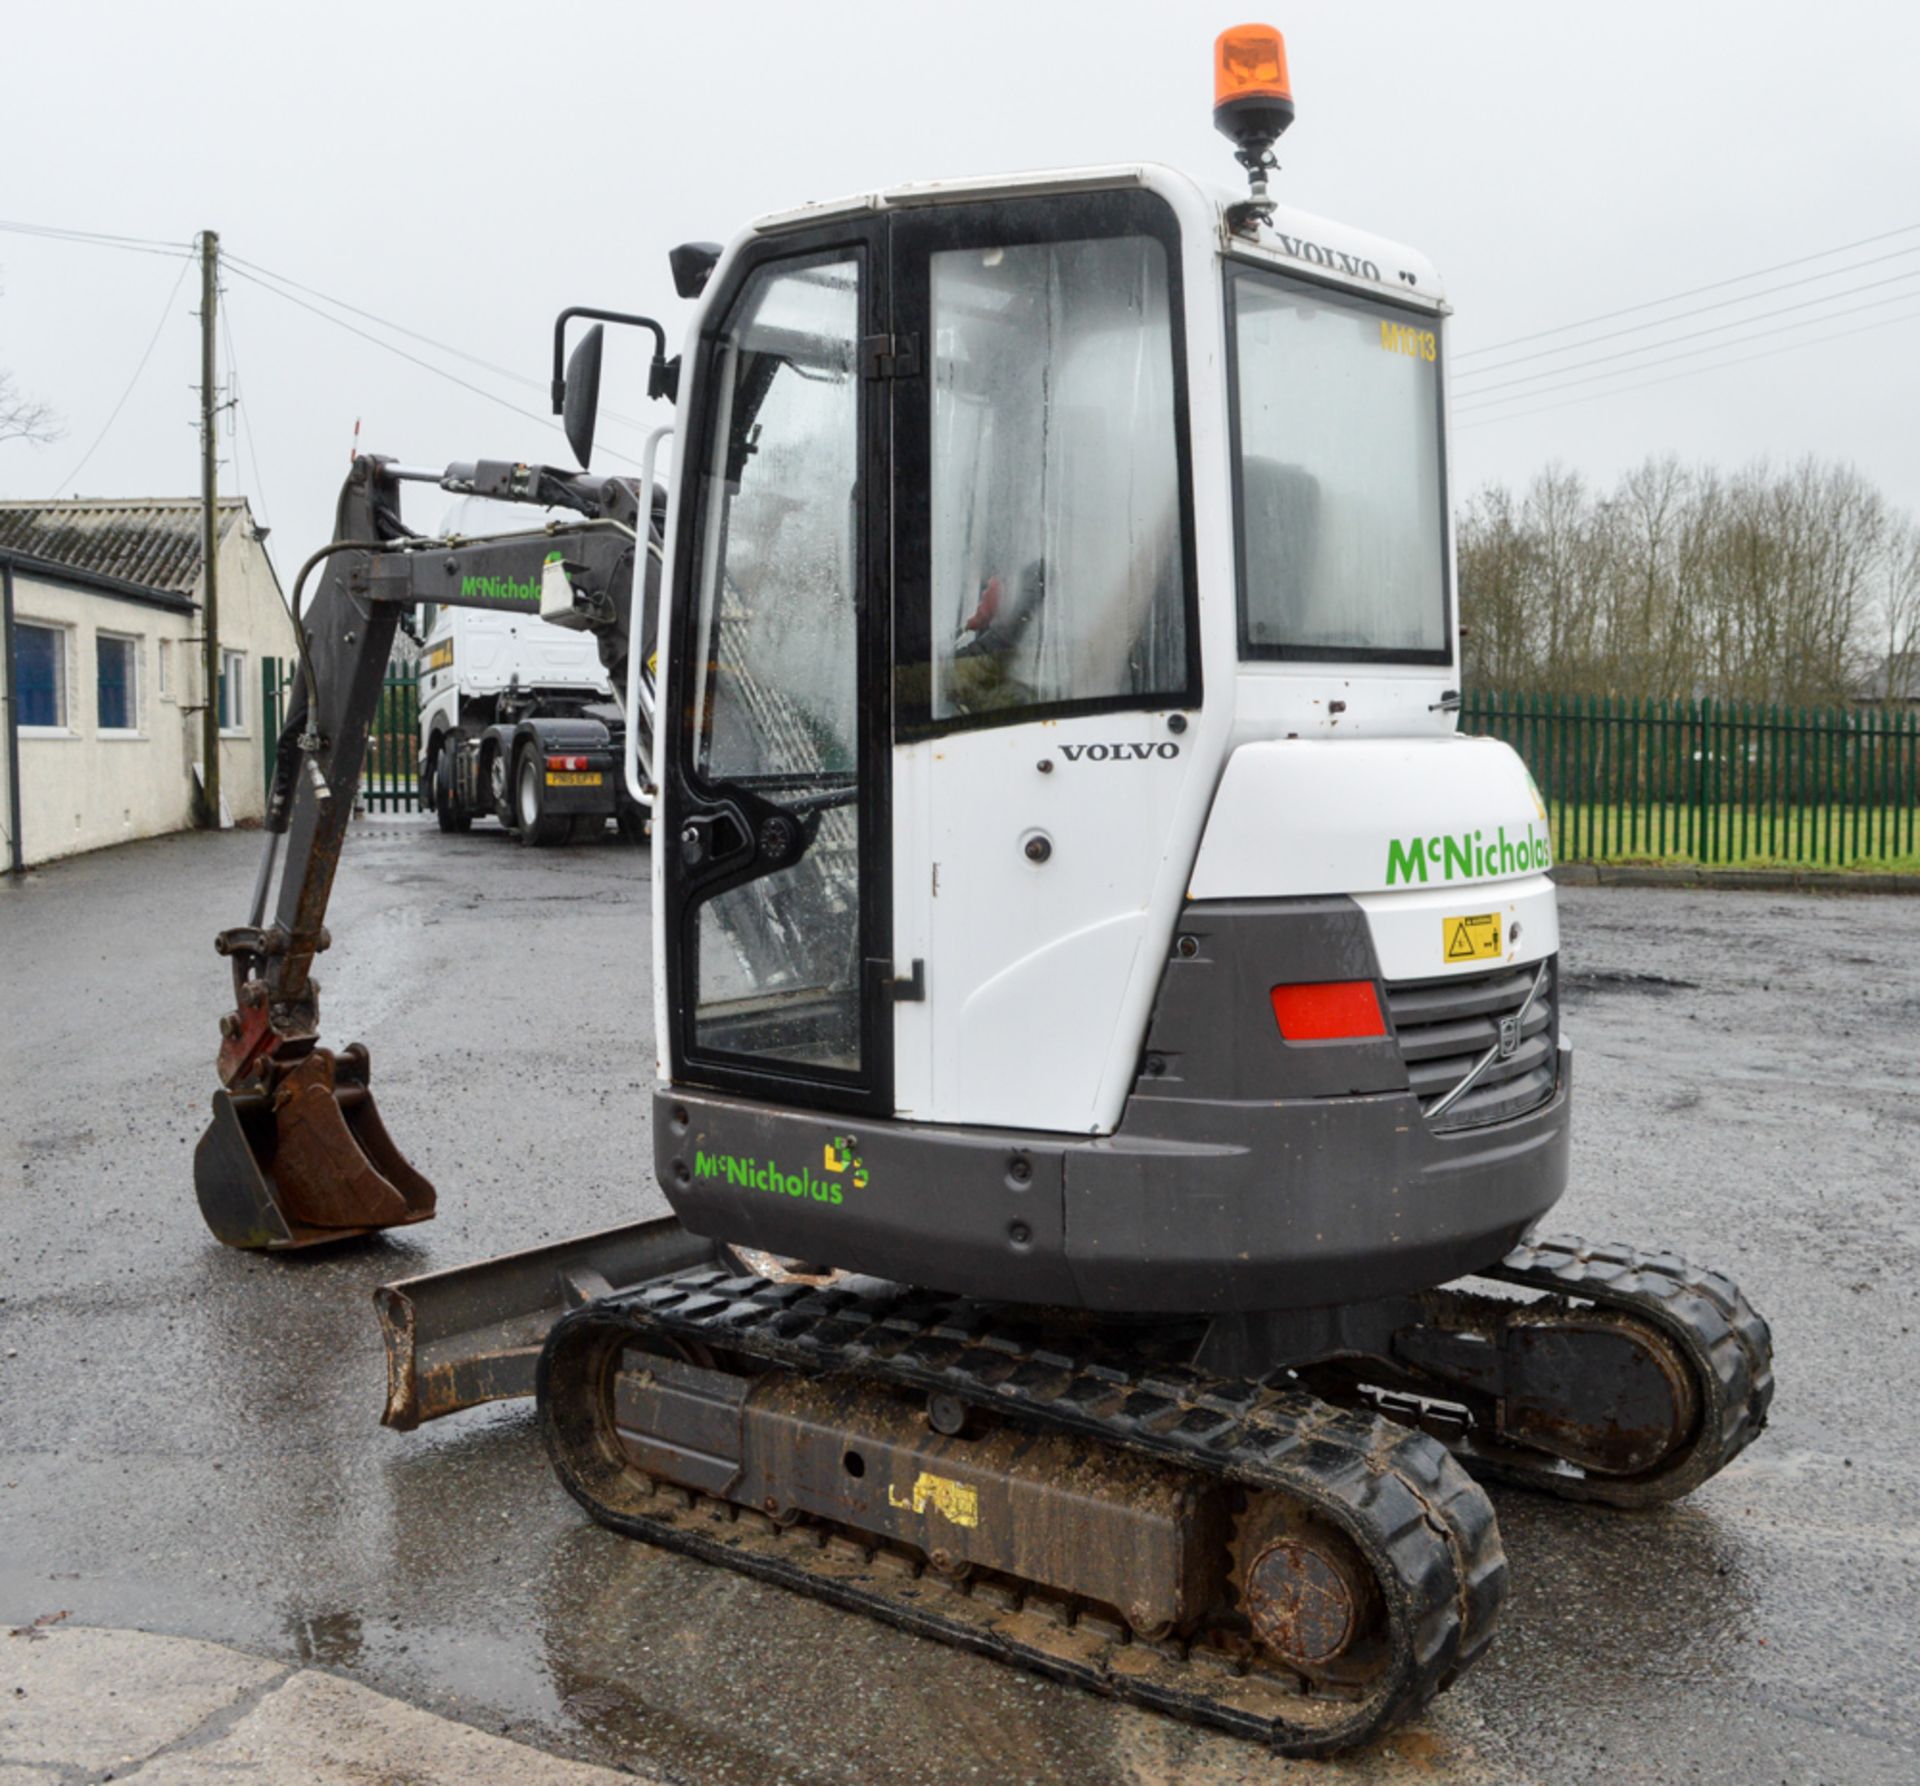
[1523,464,1606,693]
[1456,483,1538,688]
[0,368,60,447]
[1,273,63,448]
[1603,456,1700,698]
[1459,454,1918,706]
[1871,515,1920,702]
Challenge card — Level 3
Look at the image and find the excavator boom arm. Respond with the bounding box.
[195,452,646,1249]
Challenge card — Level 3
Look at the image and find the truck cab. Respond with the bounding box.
[419,495,642,844]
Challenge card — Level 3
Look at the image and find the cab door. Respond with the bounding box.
[660,226,894,1116]
[886,190,1203,1132]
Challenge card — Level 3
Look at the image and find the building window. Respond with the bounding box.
[97,632,141,733]
[218,648,247,734]
[13,621,69,730]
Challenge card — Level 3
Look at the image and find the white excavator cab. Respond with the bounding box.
[649,166,1565,1310]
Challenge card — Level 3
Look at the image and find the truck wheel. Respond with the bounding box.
[433,750,471,834]
[487,752,512,827]
[515,749,570,847]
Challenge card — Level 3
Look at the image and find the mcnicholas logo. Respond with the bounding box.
[692,1135,869,1207]
[1385,822,1552,886]
[460,572,542,605]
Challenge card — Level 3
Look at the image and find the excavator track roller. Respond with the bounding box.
[194,1044,435,1250]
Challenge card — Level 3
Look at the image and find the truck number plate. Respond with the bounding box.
[1443,913,1503,963]
[546,771,603,787]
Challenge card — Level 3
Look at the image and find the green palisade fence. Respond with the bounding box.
[256,663,1917,863]
[1462,692,1920,871]
[261,657,422,814]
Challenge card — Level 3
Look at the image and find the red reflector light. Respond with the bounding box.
[1270,981,1386,1041]
[546,754,589,771]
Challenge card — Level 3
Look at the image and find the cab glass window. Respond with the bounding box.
[687,252,865,1073]
[928,235,1188,723]
[1229,265,1449,661]
[691,255,860,788]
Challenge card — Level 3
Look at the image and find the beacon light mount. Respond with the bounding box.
[1213,23,1295,234]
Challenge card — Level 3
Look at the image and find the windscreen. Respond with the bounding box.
[1229,265,1448,659]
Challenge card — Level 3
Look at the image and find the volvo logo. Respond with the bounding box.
[1057,742,1181,763]
[1270,232,1382,283]
[1497,1015,1521,1060]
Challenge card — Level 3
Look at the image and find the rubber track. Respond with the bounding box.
[1409,1234,1774,1508]
[540,1268,1507,1755]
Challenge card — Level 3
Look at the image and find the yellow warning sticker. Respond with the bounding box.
[1444,913,1503,963]
[887,1471,980,1529]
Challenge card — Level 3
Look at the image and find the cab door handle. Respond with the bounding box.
[679,809,748,868]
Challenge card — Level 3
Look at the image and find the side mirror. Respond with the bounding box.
[562,325,604,469]
[551,305,669,460]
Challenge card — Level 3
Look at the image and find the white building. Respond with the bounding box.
[0,497,295,869]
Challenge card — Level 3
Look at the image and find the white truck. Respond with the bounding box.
[415,494,645,844]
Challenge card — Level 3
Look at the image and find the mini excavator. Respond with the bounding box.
[193,26,1773,1753]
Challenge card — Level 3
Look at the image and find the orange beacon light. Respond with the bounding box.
[1214,24,1295,151]
[1214,24,1294,226]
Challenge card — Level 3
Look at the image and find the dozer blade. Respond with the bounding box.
[374,1215,722,1430]
[193,1044,436,1250]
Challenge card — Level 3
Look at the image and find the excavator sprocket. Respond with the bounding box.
[1334,1236,1774,1508]
[539,1266,1507,1755]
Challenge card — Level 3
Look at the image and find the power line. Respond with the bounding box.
[1454,298,1920,432]
[1454,243,1920,385]
[1452,220,1920,361]
[1453,266,1920,408]
[8,224,662,459]
[222,263,649,467]
[225,251,655,432]
[221,285,273,531]
[49,252,195,494]
[0,219,193,260]
[224,252,546,394]
[1453,277,1920,414]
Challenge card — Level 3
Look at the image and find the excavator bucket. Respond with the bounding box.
[194,1044,436,1250]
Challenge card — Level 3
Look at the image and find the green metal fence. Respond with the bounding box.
[1463,692,1920,870]
[261,657,422,815]
[256,659,1917,866]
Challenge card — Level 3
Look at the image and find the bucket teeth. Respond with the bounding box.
[193,1043,435,1250]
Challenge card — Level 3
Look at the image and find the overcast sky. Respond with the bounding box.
[4,0,1918,580]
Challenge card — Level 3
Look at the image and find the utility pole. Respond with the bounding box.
[197,229,221,829]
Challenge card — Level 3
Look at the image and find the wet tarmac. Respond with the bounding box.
[3,821,1917,1784]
